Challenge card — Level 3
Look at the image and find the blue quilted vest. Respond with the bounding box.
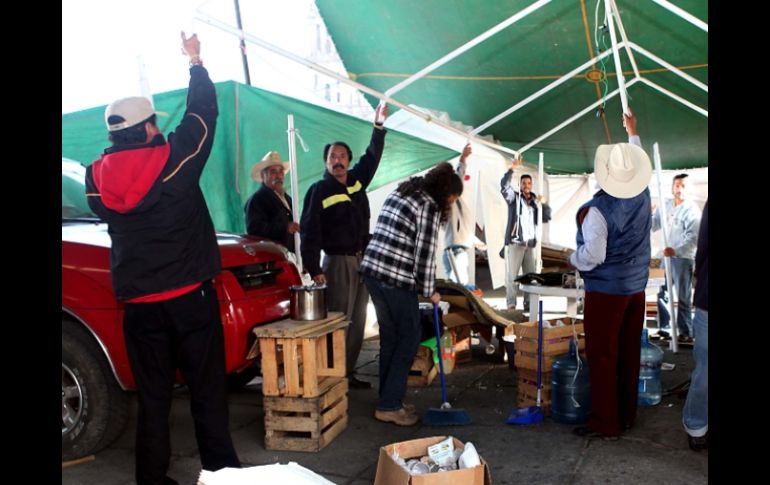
[576,189,651,295]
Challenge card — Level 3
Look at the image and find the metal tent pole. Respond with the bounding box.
[629,43,708,93]
[287,114,303,271]
[651,0,708,32]
[638,78,708,118]
[653,142,678,353]
[195,12,520,159]
[471,46,620,136]
[517,77,639,156]
[604,0,630,114]
[384,0,552,97]
[535,152,544,273]
[608,0,641,78]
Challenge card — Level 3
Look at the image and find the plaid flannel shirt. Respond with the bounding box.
[360,189,440,297]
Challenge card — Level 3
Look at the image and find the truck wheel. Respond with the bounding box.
[62,320,129,460]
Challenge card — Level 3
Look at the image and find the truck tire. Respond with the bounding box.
[62,320,129,460]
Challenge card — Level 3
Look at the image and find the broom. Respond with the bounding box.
[422,302,471,426]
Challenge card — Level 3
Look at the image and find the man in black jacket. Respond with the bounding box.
[85,32,240,485]
[244,151,299,252]
[300,103,388,389]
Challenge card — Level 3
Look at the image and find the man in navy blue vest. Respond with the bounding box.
[569,107,652,439]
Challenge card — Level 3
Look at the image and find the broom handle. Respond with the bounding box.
[536,300,543,406]
[433,303,449,405]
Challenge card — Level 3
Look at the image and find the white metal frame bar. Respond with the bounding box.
[195,12,520,158]
[651,0,708,33]
[385,0,552,97]
[517,77,640,155]
[638,77,708,117]
[604,0,630,114]
[652,142,679,352]
[535,152,544,273]
[471,45,620,135]
[629,42,708,93]
[287,114,302,270]
[609,0,641,78]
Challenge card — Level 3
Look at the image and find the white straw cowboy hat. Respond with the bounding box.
[594,143,652,199]
[251,151,291,182]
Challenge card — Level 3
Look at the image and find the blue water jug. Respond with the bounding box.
[551,339,591,424]
[638,328,664,406]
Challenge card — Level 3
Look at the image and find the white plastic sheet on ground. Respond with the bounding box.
[198,462,336,485]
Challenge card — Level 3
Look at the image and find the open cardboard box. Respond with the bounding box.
[374,436,492,485]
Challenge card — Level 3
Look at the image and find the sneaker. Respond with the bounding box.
[688,433,708,451]
[678,335,694,345]
[375,408,419,426]
[349,376,372,389]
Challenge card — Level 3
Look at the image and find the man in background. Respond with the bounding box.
[244,151,299,252]
[652,174,701,343]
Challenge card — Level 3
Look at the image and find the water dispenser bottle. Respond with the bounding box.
[551,339,591,424]
[638,328,664,406]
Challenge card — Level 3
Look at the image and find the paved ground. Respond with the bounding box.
[62,339,706,484]
[62,268,707,484]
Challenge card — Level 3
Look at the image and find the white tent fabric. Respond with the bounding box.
[373,107,550,290]
[547,167,708,256]
[371,107,707,291]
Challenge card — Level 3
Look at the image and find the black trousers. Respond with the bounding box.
[123,280,240,485]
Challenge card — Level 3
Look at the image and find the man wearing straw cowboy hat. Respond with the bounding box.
[569,107,653,439]
[244,151,299,252]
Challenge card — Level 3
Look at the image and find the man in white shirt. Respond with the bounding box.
[500,169,551,310]
[652,174,701,342]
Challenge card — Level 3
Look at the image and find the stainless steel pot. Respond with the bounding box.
[289,284,327,321]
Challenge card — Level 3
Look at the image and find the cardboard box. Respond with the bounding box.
[374,436,492,485]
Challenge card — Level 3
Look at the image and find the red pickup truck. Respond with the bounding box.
[61,159,301,460]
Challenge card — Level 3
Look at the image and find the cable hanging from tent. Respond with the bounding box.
[594,0,610,117]
[593,0,632,119]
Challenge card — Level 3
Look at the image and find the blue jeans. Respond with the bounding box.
[657,257,694,337]
[363,275,422,411]
[683,308,708,436]
[505,243,536,309]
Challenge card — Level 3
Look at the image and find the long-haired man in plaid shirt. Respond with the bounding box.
[360,162,463,426]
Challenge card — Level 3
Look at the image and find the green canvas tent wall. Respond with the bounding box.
[62,81,457,233]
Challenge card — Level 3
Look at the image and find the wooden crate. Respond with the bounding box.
[263,378,348,452]
[253,312,349,398]
[509,317,585,371]
[516,368,552,401]
[452,325,472,364]
[407,345,437,387]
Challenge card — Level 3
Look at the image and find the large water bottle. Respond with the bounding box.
[638,328,664,406]
[551,339,591,424]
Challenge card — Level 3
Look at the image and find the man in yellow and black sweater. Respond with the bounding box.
[300,103,388,389]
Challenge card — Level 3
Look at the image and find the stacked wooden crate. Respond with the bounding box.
[407,345,437,387]
[508,317,585,416]
[252,312,349,451]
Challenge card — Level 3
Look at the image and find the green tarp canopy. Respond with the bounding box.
[316,0,707,173]
[62,81,457,233]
